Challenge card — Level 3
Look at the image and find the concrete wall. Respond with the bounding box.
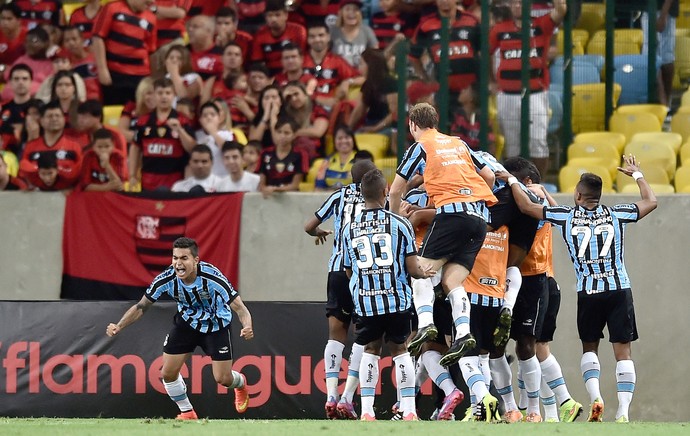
[1,191,689,420]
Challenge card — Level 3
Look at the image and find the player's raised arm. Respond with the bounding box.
[495,170,545,220]
[106,295,153,337]
[617,154,658,219]
[230,295,254,340]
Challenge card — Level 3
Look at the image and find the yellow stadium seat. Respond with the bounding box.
[623,141,677,180]
[630,132,682,154]
[615,104,668,126]
[557,29,589,55]
[567,142,620,177]
[495,134,505,161]
[0,150,19,177]
[232,128,248,145]
[572,83,621,133]
[576,3,605,36]
[619,183,674,194]
[616,165,670,192]
[347,85,361,101]
[355,133,390,159]
[675,35,690,82]
[681,88,690,107]
[63,2,85,21]
[102,105,123,128]
[374,157,397,185]
[323,134,334,156]
[675,166,690,192]
[587,39,640,57]
[299,182,315,192]
[573,131,627,154]
[306,158,325,183]
[559,163,613,193]
[680,142,690,166]
[678,3,690,29]
[671,112,690,144]
[609,112,661,143]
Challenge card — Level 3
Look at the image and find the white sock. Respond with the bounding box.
[413,278,435,328]
[517,366,527,410]
[460,356,489,402]
[519,356,541,415]
[421,350,456,396]
[479,353,491,390]
[540,376,559,421]
[502,266,522,311]
[540,353,572,405]
[616,360,636,420]
[490,355,518,411]
[226,370,245,388]
[164,374,193,412]
[359,352,379,417]
[324,340,345,400]
[581,352,602,403]
[341,343,364,403]
[416,353,429,386]
[393,352,416,415]
[448,287,470,338]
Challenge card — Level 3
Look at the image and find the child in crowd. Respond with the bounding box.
[257,115,309,197]
[78,128,127,192]
[243,140,262,173]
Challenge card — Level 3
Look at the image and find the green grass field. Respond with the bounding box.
[1,419,688,436]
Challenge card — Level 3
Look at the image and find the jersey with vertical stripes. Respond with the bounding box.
[465,225,509,302]
[342,208,416,316]
[314,182,365,272]
[544,203,640,293]
[396,128,497,219]
[145,261,239,333]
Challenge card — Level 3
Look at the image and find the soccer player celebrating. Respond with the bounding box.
[499,154,657,423]
[342,168,435,421]
[106,237,254,420]
[304,159,377,419]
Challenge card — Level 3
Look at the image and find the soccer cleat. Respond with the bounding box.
[493,307,512,348]
[587,398,604,422]
[615,415,629,423]
[461,406,474,422]
[361,413,376,421]
[175,410,198,420]
[545,417,559,423]
[439,333,476,367]
[503,410,523,423]
[403,412,419,421]
[336,399,358,420]
[525,412,543,422]
[437,388,464,420]
[475,394,500,422]
[234,374,249,414]
[559,398,583,422]
[390,401,403,420]
[325,396,338,419]
[407,324,438,356]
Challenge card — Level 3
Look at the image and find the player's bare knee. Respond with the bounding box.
[160,369,179,383]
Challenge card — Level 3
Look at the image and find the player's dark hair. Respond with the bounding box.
[577,173,603,200]
[503,156,540,183]
[77,99,103,117]
[92,128,114,142]
[351,159,377,184]
[191,143,213,160]
[37,152,58,169]
[173,237,199,257]
[360,169,387,201]
[353,150,374,162]
[409,103,439,129]
[222,140,243,153]
[9,63,33,80]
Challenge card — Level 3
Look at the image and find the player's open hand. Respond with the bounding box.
[106,323,121,337]
[494,170,513,182]
[240,326,254,340]
[420,264,437,278]
[617,154,641,176]
[314,229,333,245]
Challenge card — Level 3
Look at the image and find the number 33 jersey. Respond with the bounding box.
[342,208,417,316]
[544,203,640,293]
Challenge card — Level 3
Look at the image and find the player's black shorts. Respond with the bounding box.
[488,187,540,253]
[466,296,502,356]
[325,270,355,323]
[577,288,638,343]
[420,212,486,271]
[511,273,548,339]
[163,313,233,361]
[538,276,561,342]
[355,310,412,346]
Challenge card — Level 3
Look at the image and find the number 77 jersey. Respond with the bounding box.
[342,208,417,316]
[544,203,640,293]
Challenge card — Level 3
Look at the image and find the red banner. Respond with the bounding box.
[61,192,243,299]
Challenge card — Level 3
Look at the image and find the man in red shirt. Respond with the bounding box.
[490,0,566,176]
[74,99,128,157]
[0,4,27,78]
[250,0,307,76]
[214,7,253,61]
[14,0,63,30]
[153,0,191,51]
[303,23,360,110]
[274,43,317,93]
[68,0,102,43]
[62,26,101,101]
[92,0,157,105]
[131,77,196,191]
[19,100,82,185]
[187,14,223,80]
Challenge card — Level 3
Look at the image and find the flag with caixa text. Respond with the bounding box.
[61,191,243,300]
